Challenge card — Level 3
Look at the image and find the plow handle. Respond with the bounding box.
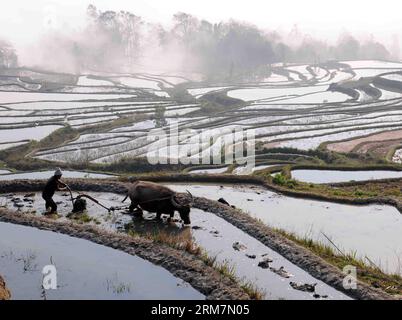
[77,194,111,211]
[65,184,74,206]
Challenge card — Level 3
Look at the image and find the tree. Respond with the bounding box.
[335,34,360,60]
[0,40,18,69]
[360,40,390,60]
[154,105,167,128]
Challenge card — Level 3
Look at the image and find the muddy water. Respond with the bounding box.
[165,184,402,275]
[0,170,117,180]
[0,192,130,231]
[292,169,402,183]
[0,222,203,300]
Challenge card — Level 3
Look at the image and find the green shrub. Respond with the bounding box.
[273,173,297,188]
[272,173,287,185]
[354,189,364,197]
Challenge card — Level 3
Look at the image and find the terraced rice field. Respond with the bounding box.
[2,61,402,300]
[2,60,402,163]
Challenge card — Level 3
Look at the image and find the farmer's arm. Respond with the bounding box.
[57,180,68,190]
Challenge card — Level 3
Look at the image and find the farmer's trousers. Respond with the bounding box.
[43,196,57,213]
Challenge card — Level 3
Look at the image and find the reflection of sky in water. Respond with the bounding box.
[189,208,350,300]
[292,169,402,183]
[0,222,203,300]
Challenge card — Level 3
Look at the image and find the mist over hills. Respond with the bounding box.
[0,4,397,80]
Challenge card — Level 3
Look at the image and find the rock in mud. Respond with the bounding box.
[290,282,317,292]
[24,193,35,198]
[232,241,247,251]
[216,197,236,208]
[258,256,273,269]
[13,202,24,208]
[245,254,256,259]
[218,198,230,206]
[269,266,293,278]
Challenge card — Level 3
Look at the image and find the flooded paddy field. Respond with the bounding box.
[0,221,203,300]
[164,183,402,276]
[0,190,349,299]
[2,61,402,162]
[0,191,131,231]
[0,170,117,180]
[188,209,349,300]
[291,169,402,183]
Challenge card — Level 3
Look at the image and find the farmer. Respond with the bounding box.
[42,168,68,215]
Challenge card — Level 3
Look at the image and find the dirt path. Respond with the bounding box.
[0,275,11,300]
[326,129,402,153]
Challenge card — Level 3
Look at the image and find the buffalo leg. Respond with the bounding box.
[129,200,142,216]
[133,208,143,216]
[129,199,139,212]
[166,210,175,222]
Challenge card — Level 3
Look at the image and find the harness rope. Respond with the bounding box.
[65,184,192,212]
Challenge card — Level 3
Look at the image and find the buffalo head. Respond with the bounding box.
[171,190,193,225]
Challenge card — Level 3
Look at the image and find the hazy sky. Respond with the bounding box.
[1,0,401,46]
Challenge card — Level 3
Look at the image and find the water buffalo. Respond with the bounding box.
[122,181,193,225]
